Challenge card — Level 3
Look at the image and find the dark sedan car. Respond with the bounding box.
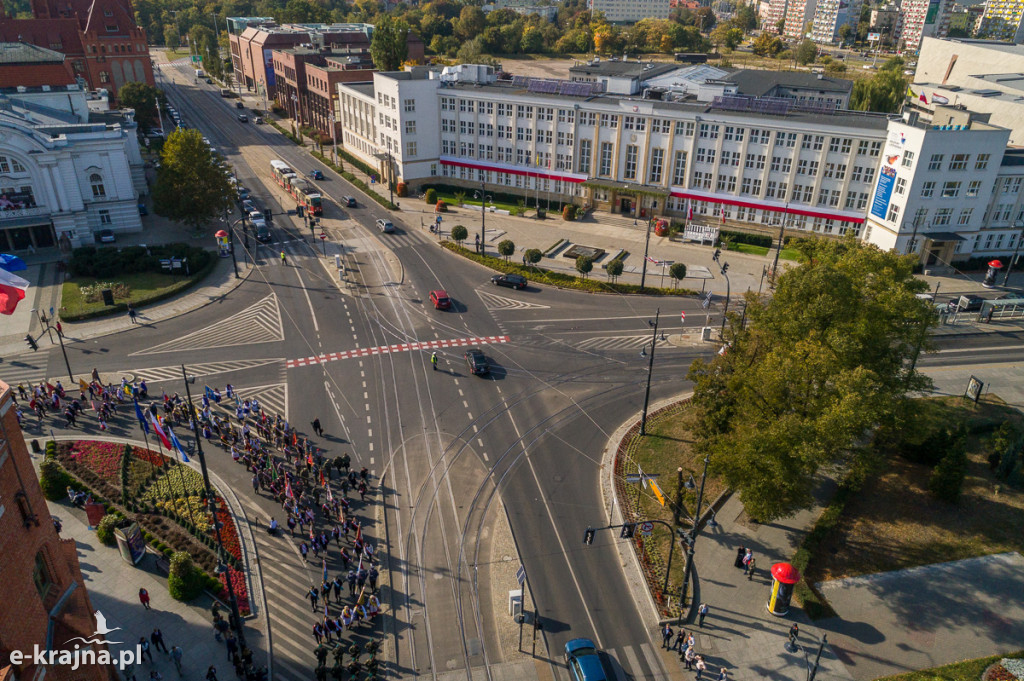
[957,294,986,311]
[491,273,527,290]
[464,348,489,375]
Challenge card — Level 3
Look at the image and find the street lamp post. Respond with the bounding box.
[34,310,74,382]
[474,181,490,255]
[180,366,246,651]
[771,205,788,281]
[905,213,924,258]
[386,152,395,207]
[640,215,654,289]
[713,249,731,334]
[678,453,711,623]
[1002,219,1024,286]
[639,309,660,436]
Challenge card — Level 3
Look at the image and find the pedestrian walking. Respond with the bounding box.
[672,629,685,651]
[734,547,746,568]
[695,656,706,680]
[128,303,138,324]
[312,418,323,437]
[431,352,438,370]
[661,623,674,649]
[368,566,379,592]
[315,643,329,667]
[225,634,237,662]
[299,542,309,561]
[150,628,168,653]
[684,647,696,670]
[308,586,319,612]
[205,666,218,681]
[139,637,153,663]
[139,587,151,610]
[698,602,709,627]
[746,556,756,580]
[170,646,183,674]
[742,548,753,571]
[280,251,287,265]
[788,623,799,648]
[312,621,324,645]
[717,668,728,681]
[347,570,357,595]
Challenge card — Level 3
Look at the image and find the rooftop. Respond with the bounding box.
[447,80,890,128]
[569,60,680,79]
[932,37,1024,56]
[1001,148,1024,166]
[0,42,66,65]
[724,69,853,95]
[343,81,375,97]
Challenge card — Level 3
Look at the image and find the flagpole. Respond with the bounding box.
[166,425,204,531]
[136,400,170,504]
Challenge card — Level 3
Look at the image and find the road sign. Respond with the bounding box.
[516,565,526,586]
[650,480,666,507]
[191,55,203,63]
[625,474,642,483]
[639,521,654,537]
[319,232,327,240]
[680,311,686,322]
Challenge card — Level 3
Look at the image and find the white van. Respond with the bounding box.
[195,68,204,78]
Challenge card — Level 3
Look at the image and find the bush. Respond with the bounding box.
[96,514,119,546]
[606,259,624,280]
[524,248,542,266]
[425,188,437,205]
[397,181,408,197]
[497,239,515,261]
[669,263,688,287]
[68,243,213,279]
[929,439,968,504]
[575,255,594,278]
[168,551,204,601]
[720,229,773,249]
[436,200,448,212]
[450,225,468,244]
[563,204,578,221]
[902,424,958,466]
[39,459,75,501]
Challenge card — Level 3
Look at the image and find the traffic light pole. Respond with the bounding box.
[584,518,677,598]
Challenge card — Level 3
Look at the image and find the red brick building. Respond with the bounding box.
[0,0,154,100]
[271,47,376,139]
[0,381,113,681]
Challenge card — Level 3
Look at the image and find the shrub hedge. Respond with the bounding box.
[720,229,774,249]
[69,244,213,279]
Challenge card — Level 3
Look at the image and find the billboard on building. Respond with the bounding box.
[870,131,906,220]
[263,48,275,86]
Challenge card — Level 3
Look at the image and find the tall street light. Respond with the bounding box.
[713,248,731,334]
[639,309,660,436]
[771,205,789,281]
[474,181,491,255]
[640,215,654,289]
[180,366,246,650]
[1003,218,1024,286]
[678,453,711,623]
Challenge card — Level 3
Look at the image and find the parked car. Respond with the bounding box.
[429,289,451,310]
[491,273,527,290]
[254,116,264,124]
[137,203,148,216]
[96,229,116,243]
[242,200,257,214]
[565,639,607,681]
[342,196,357,207]
[205,77,213,84]
[237,114,248,123]
[235,101,244,109]
[464,348,489,375]
[376,218,395,233]
[309,169,324,180]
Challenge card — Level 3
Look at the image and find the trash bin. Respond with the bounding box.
[31,439,41,453]
[101,288,115,306]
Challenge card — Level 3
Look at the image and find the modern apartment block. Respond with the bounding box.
[336,63,1024,264]
[900,0,933,52]
[978,0,1024,41]
[783,0,818,38]
[811,0,862,44]
[587,0,672,23]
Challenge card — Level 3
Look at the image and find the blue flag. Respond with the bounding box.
[168,428,190,463]
[322,557,328,584]
[204,385,216,401]
[134,400,149,435]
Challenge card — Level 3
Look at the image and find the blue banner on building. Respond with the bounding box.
[871,165,898,219]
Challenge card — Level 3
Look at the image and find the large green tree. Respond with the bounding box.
[686,237,934,521]
[849,66,907,113]
[118,81,161,130]
[153,128,234,233]
[795,39,817,64]
[370,15,410,71]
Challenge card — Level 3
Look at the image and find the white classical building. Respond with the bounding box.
[0,44,144,250]
[336,63,1024,265]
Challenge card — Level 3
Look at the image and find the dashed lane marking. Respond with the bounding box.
[285,335,510,368]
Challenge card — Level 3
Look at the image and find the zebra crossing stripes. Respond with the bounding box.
[127,359,284,385]
[287,335,510,369]
[130,294,284,355]
[0,358,49,389]
[576,334,673,351]
[477,290,551,311]
[547,643,667,681]
[209,383,288,421]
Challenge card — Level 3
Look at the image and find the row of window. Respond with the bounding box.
[377,92,416,113]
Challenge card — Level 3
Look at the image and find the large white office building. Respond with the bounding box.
[336,63,1024,265]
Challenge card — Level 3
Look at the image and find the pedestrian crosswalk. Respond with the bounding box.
[287,335,510,369]
[0,356,49,389]
[127,359,285,386]
[476,290,551,311]
[576,334,673,351]
[547,642,668,681]
[130,294,284,356]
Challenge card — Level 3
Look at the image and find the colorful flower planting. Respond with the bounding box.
[214,497,242,562]
[67,441,124,483]
[219,567,251,617]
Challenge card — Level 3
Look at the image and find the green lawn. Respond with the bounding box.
[875,650,1024,681]
[163,48,192,61]
[433,191,522,214]
[61,270,209,320]
[727,242,802,260]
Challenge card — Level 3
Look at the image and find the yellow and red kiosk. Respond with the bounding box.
[767,562,800,616]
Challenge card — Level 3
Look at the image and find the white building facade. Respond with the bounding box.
[337,65,1024,263]
[0,83,144,251]
[587,0,672,23]
[811,0,862,43]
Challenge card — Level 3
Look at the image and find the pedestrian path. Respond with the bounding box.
[0,355,49,389]
[127,358,284,385]
[130,293,284,356]
[286,335,510,369]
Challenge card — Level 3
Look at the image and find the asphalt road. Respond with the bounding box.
[12,56,1024,681]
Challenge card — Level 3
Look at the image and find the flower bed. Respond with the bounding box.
[214,497,242,562]
[130,446,167,468]
[67,441,124,483]
[219,567,250,616]
[141,464,206,501]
